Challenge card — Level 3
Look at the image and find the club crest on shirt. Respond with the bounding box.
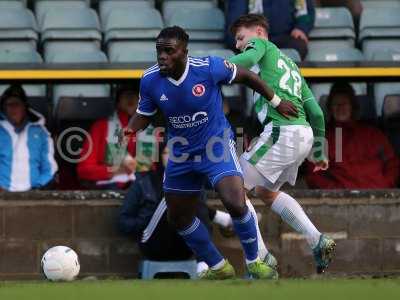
[223,60,235,71]
[192,84,205,97]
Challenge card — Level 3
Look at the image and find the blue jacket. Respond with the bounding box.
[0,109,58,191]
[225,0,315,48]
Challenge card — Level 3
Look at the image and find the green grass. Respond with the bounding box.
[0,279,399,300]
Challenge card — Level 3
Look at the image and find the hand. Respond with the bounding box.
[119,127,134,146]
[313,159,329,172]
[276,100,298,119]
[291,28,308,43]
[122,154,137,174]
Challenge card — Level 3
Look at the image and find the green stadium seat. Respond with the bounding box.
[40,8,102,56]
[109,48,156,63]
[0,8,38,44]
[107,41,155,64]
[44,41,100,62]
[310,8,355,42]
[306,47,364,62]
[0,0,25,9]
[99,0,154,23]
[361,0,400,9]
[0,41,36,52]
[35,0,89,27]
[50,51,111,121]
[103,8,163,45]
[371,49,400,61]
[165,7,224,42]
[0,50,41,63]
[359,8,400,44]
[308,40,354,52]
[363,39,400,60]
[162,0,216,21]
[280,48,301,63]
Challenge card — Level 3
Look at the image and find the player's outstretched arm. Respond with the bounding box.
[121,113,152,144]
[233,66,298,119]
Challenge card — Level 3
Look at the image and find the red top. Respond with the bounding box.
[77,111,136,181]
[305,121,399,189]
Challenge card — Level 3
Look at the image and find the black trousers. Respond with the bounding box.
[139,195,215,261]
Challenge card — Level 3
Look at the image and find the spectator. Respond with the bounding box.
[305,82,399,189]
[119,145,233,271]
[225,0,315,59]
[77,83,139,189]
[0,85,57,192]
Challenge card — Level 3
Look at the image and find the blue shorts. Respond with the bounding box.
[163,139,243,193]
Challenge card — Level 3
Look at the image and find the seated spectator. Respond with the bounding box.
[225,0,315,59]
[119,145,233,271]
[77,83,139,190]
[305,82,399,189]
[0,85,57,192]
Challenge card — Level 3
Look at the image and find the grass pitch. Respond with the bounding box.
[0,279,399,300]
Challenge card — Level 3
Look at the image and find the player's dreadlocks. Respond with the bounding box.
[230,14,270,36]
[156,26,189,47]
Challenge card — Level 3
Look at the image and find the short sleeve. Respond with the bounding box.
[209,56,237,85]
[136,76,157,116]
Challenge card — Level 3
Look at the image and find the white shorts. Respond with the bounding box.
[240,124,313,192]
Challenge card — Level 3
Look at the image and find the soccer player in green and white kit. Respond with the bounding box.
[229,14,336,275]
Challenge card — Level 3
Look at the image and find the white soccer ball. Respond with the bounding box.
[41,246,80,281]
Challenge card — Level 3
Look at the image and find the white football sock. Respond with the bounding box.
[271,192,321,249]
[196,261,209,274]
[246,197,269,260]
[213,210,232,228]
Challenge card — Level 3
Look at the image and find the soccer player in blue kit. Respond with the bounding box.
[125,26,298,279]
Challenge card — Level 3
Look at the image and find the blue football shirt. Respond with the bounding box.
[137,56,237,156]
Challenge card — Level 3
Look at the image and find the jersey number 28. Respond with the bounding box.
[277,59,301,98]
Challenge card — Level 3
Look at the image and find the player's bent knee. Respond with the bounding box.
[255,186,279,206]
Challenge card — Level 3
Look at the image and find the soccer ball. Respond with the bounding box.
[41,246,80,281]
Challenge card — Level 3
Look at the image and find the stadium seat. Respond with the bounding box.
[138,260,197,279]
[50,51,112,122]
[382,94,400,156]
[109,46,156,63]
[99,0,155,23]
[44,41,101,62]
[306,47,364,62]
[363,39,400,60]
[359,7,400,45]
[0,41,36,53]
[162,0,216,21]
[309,8,355,42]
[361,0,400,9]
[374,83,400,117]
[108,41,155,64]
[371,49,400,61]
[103,8,163,46]
[308,40,355,52]
[35,0,89,26]
[40,8,102,58]
[0,0,25,9]
[165,7,224,42]
[280,48,301,63]
[40,8,101,45]
[0,8,38,45]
